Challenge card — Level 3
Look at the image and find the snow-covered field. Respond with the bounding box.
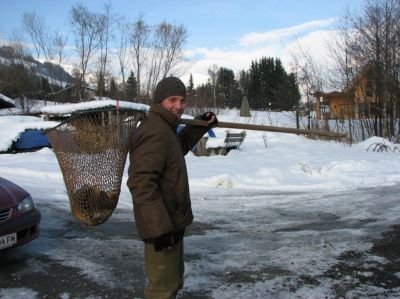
[1,107,400,298]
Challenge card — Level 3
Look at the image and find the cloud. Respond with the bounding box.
[1,18,338,90]
[184,19,338,86]
[240,18,336,46]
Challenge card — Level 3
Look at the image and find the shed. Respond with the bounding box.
[41,98,149,121]
[0,93,16,109]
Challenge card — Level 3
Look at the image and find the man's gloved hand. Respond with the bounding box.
[196,111,218,128]
[153,232,174,252]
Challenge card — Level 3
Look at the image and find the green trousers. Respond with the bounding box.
[144,240,184,299]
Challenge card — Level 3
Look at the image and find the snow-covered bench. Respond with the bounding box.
[223,131,246,154]
[194,130,246,156]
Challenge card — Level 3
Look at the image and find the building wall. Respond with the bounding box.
[329,95,355,119]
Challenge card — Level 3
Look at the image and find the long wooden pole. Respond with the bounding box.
[180,118,346,139]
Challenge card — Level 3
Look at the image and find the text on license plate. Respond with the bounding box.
[0,233,17,249]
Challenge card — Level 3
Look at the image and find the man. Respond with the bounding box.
[127,76,217,298]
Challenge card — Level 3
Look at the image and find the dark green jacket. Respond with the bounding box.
[127,104,208,239]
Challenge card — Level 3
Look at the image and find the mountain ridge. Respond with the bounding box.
[0,45,73,86]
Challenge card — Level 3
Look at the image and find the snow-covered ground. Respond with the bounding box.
[1,106,400,298]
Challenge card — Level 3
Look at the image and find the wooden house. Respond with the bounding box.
[314,64,378,120]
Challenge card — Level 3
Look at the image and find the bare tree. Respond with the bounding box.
[129,14,150,97]
[128,16,188,98]
[8,31,27,58]
[327,19,355,91]
[145,31,162,96]
[22,12,48,60]
[53,33,68,88]
[291,42,325,92]
[290,41,327,127]
[208,64,218,108]
[144,21,187,95]
[70,3,102,99]
[335,0,400,139]
[96,1,116,97]
[22,11,62,93]
[159,22,188,78]
[2,35,37,112]
[114,19,130,98]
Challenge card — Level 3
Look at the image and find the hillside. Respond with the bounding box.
[0,46,73,86]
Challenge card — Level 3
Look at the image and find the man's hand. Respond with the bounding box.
[153,232,174,252]
[196,111,218,128]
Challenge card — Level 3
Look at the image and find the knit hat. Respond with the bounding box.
[153,77,187,104]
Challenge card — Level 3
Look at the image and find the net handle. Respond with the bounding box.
[43,108,146,134]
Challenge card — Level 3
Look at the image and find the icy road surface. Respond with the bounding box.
[1,185,400,298]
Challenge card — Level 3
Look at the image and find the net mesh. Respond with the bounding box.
[46,109,143,226]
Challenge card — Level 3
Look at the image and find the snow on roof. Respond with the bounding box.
[40,97,149,115]
[0,93,15,107]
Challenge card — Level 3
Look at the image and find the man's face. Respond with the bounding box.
[161,95,186,119]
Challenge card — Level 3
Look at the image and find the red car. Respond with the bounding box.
[0,177,41,250]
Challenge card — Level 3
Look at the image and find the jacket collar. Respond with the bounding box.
[149,104,180,129]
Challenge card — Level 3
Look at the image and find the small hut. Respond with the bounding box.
[0,93,16,109]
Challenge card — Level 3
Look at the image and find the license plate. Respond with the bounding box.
[0,233,17,249]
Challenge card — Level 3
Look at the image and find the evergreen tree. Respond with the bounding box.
[282,73,301,109]
[247,57,301,110]
[125,71,138,101]
[108,77,118,100]
[187,73,195,106]
[238,70,250,98]
[195,82,213,108]
[0,63,38,100]
[97,71,106,97]
[188,73,194,92]
[194,57,301,111]
[216,67,241,108]
[248,60,262,109]
[40,77,51,99]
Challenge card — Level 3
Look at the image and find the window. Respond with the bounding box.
[365,80,373,97]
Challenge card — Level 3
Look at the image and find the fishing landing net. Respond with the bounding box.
[46,108,144,226]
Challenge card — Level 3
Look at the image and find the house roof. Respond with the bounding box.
[342,62,375,93]
[316,91,349,98]
[314,61,375,99]
[40,97,149,116]
[46,84,98,96]
[0,93,16,109]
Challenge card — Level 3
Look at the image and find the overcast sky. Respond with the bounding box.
[0,0,364,85]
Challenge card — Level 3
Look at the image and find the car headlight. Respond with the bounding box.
[18,195,35,213]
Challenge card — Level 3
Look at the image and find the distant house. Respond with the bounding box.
[314,63,378,120]
[0,93,16,109]
[47,84,97,102]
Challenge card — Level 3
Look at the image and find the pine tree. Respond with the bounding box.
[108,77,118,100]
[125,71,138,101]
[187,73,195,106]
[188,73,194,92]
[238,70,249,97]
[248,60,262,109]
[0,63,38,100]
[40,77,51,99]
[216,67,241,108]
[97,71,106,97]
[247,56,301,110]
